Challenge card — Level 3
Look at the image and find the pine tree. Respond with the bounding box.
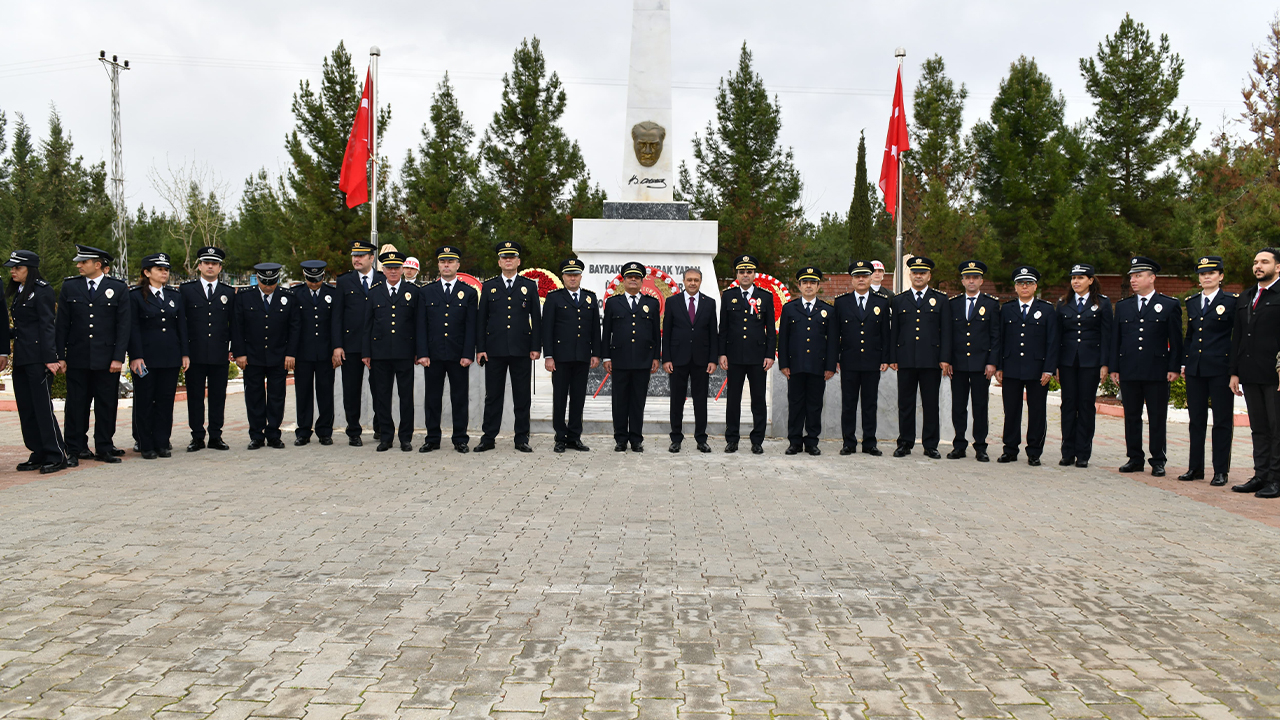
[1243,13,1280,168]
[35,110,114,284]
[678,43,803,279]
[848,132,873,261]
[2,114,41,263]
[225,170,286,273]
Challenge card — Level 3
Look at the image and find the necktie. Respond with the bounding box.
[859,296,866,314]
[389,285,396,301]
[572,292,579,306]
[264,293,270,310]
[87,280,96,298]
[1077,296,1084,313]
[916,292,923,307]
[313,290,319,303]
[362,275,369,293]
[1139,297,1147,313]
[507,279,513,291]
[1253,288,1261,310]
[630,295,636,311]
[1021,304,1028,320]
[688,295,696,323]
[1203,295,1210,317]
[207,283,214,301]
[155,290,162,303]
[805,302,812,316]
[444,282,452,296]
[968,297,975,321]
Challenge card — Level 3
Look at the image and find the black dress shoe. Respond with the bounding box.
[474,440,495,452]
[1150,464,1166,477]
[66,457,78,467]
[132,443,141,453]
[1118,459,1144,473]
[95,452,122,464]
[864,447,883,457]
[724,442,738,453]
[946,449,966,459]
[454,443,469,454]
[1256,483,1280,499]
[515,442,533,453]
[110,448,125,457]
[141,450,158,460]
[1177,469,1203,482]
[247,439,264,450]
[632,443,644,453]
[208,439,230,450]
[348,436,363,447]
[318,436,333,446]
[376,441,391,452]
[840,446,856,456]
[668,442,680,453]
[923,449,941,459]
[751,444,764,454]
[77,450,95,461]
[1210,472,1228,487]
[1233,477,1266,493]
[554,442,567,453]
[1027,457,1041,467]
[1058,457,1075,467]
[39,460,67,474]
[401,443,413,452]
[892,446,910,458]
[975,451,990,462]
[16,461,39,472]
[420,441,440,453]
[1075,460,1089,468]
[265,439,284,449]
[807,447,821,456]
[157,448,172,458]
[997,453,1016,463]
[569,440,590,451]
[294,438,310,447]
[187,440,205,452]
[697,442,711,453]
[615,442,627,452]
[785,445,801,455]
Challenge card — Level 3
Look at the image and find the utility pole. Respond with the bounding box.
[99,51,130,277]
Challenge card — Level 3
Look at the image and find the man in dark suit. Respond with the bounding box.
[662,267,717,453]
[232,263,300,449]
[995,266,1059,465]
[889,256,952,458]
[362,251,425,452]
[543,258,601,453]
[179,246,236,452]
[1181,256,1236,485]
[292,260,337,446]
[331,239,384,446]
[476,241,542,453]
[602,262,662,452]
[1230,248,1280,498]
[1111,256,1183,477]
[834,261,891,456]
[719,255,776,454]
[946,260,1001,462]
[777,267,838,456]
[418,245,477,454]
[56,244,130,464]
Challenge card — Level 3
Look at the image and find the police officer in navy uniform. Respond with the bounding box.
[1181,256,1236,485]
[1111,256,1183,477]
[293,260,337,446]
[834,260,891,456]
[889,256,952,458]
[56,244,130,464]
[602,262,662,452]
[5,250,67,474]
[476,241,542,453]
[777,267,837,456]
[232,263,300,449]
[946,260,1001,462]
[128,253,189,460]
[1056,263,1111,469]
[362,251,425,452]
[995,266,1059,465]
[542,258,600,453]
[719,254,776,454]
[331,239,384,446]
[418,245,477,454]
[180,246,235,451]
[662,267,718,454]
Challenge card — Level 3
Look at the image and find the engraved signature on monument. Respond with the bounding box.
[627,175,668,189]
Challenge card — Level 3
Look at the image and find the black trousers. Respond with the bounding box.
[370,358,414,444]
[13,364,65,465]
[1186,373,1234,473]
[243,364,287,442]
[897,367,941,450]
[133,366,179,453]
[725,362,767,445]
[612,367,650,446]
[293,360,335,441]
[1059,364,1100,462]
[787,372,826,448]
[482,356,532,445]
[669,362,710,444]
[1119,380,1169,464]
[424,359,470,445]
[64,367,121,454]
[1001,375,1049,458]
[185,361,229,441]
[341,354,376,439]
[840,369,881,449]
[1243,383,1280,483]
[551,360,589,444]
[950,370,991,452]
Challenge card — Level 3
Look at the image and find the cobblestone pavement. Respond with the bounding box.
[0,391,1276,719]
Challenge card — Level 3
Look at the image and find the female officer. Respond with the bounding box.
[1056,263,1112,469]
[4,250,68,473]
[1180,256,1236,486]
[128,253,189,459]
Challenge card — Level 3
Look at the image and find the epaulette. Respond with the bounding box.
[64,275,79,282]
[835,291,850,299]
[129,285,142,292]
[984,292,999,300]
[949,293,963,300]
[896,289,913,297]
[34,278,48,287]
[337,270,353,278]
[1228,292,1239,298]
[181,278,199,284]
[370,281,384,289]
[1096,293,1109,301]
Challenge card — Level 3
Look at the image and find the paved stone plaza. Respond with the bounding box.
[0,395,1276,719]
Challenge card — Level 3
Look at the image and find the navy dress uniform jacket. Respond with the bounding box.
[1057,294,1112,368]
[11,280,55,366]
[331,270,385,354]
[1231,284,1280,384]
[996,299,1060,379]
[419,280,478,362]
[601,294,661,369]
[661,293,718,367]
[948,293,1001,372]
[1109,293,1183,381]
[542,288,602,362]
[1183,292,1236,377]
[777,299,838,374]
[718,286,777,364]
[231,287,301,366]
[477,275,542,357]
[179,279,236,365]
[55,275,131,369]
[361,282,426,360]
[127,286,189,368]
[295,284,337,363]
[889,288,952,368]
[833,292,891,371]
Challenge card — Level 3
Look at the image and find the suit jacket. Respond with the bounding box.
[834,291,891,371]
[128,286,189,369]
[997,298,1060,379]
[1057,293,1112,369]
[477,274,542,357]
[889,287,952,368]
[294,283,337,363]
[179,279,236,365]
[1110,293,1183,381]
[661,292,717,367]
[56,275,131,369]
[419,279,478,362]
[718,285,777,364]
[601,293,661,369]
[1231,283,1280,384]
[777,298,838,375]
[331,269,384,354]
[231,287,301,366]
[10,280,55,367]
[361,281,425,361]
[948,293,1002,373]
[542,288,601,363]
[1183,291,1236,378]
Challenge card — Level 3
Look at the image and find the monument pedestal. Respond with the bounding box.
[573,204,719,300]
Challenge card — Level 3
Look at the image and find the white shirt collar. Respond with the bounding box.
[386,279,401,293]
[741,285,753,297]
[870,284,882,291]
[440,277,453,288]
[1076,292,1089,303]
[1201,288,1218,305]
[1137,289,1156,301]
[965,291,980,299]
[855,290,869,300]
[626,292,640,301]
[205,278,217,289]
[358,268,374,281]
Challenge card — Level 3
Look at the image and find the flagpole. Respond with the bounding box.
[369,46,381,247]
[893,46,905,294]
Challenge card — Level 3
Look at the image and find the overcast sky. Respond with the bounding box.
[1,0,1273,223]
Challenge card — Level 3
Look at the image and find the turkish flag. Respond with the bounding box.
[878,66,910,218]
[339,68,373,208]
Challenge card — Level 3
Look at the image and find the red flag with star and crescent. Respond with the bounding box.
[338,67,373,208]
[878,66,910,218]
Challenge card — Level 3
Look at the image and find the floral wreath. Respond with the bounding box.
[454,272,483,291]
[518,268,563,300]
[604,265,682,298]
[728,272,791,327]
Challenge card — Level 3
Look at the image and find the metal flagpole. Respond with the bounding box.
[369,46,380,247]
[893,47,905,294]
